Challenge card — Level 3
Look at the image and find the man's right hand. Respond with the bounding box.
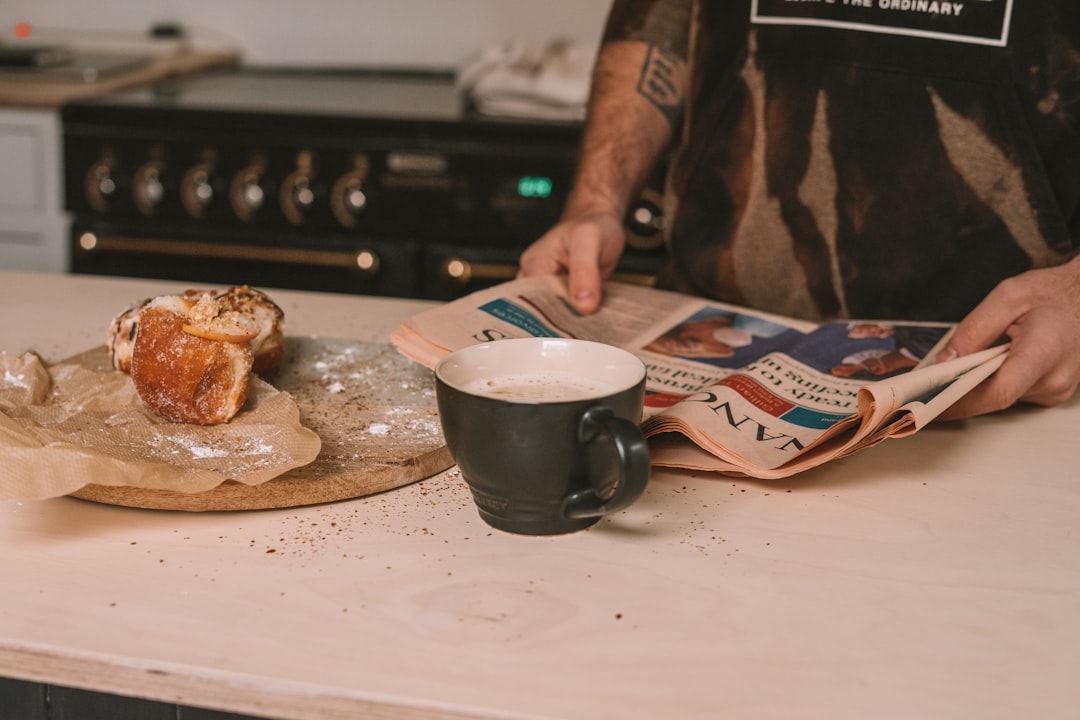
[517,27,689,316]
[517,210,628,314]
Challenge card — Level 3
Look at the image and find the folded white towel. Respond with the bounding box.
[457,38,596,121]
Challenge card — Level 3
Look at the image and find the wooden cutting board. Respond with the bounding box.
[68,337,453,512]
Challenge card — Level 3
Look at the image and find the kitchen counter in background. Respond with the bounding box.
[0,47,239,108]
[1,270,1079,720]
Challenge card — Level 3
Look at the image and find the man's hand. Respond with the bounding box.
[518,211,628,314]
[937,257,1080,420]
[517,32,687,316]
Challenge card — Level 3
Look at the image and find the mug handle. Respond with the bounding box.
[562,405,650,520]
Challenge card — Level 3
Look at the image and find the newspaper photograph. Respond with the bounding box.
[392,276,1009,478]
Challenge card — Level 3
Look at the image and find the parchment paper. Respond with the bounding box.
[0,349,322,501]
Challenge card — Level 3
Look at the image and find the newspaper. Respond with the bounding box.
[391,276,1008,479]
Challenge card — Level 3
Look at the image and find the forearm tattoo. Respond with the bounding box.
[604,0,691,130]
[637,44,683,129]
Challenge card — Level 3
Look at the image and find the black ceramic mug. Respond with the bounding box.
[434,338,650,535]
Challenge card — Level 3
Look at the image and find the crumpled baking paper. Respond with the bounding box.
[0,349,321,501]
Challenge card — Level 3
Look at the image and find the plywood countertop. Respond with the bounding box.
[1,270,1079,720]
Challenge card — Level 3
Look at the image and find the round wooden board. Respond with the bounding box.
[69,445,453,512]
[67,338,454,512]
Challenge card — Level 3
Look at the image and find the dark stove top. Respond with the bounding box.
[63,67,579,133]
[87,68,462,118]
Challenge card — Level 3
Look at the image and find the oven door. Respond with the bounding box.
[70,220,420,297]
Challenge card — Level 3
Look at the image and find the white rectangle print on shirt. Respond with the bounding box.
[751,0,1012,47]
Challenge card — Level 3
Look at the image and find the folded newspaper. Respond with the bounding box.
[391,277,1008,479]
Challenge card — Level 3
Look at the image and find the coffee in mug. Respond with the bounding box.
[435,338,650,535]
[459,372,621,402]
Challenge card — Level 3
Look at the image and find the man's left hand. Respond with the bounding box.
[937,256,1080,420]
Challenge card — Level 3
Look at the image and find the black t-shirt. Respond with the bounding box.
[661,0,1080,321]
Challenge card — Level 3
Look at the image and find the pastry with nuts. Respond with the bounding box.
[107,285,285,425]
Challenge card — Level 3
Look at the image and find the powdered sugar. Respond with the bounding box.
[3,369,29,389]
[268,337,445,482]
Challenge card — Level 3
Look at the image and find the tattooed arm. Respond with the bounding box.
[518,0,692,314]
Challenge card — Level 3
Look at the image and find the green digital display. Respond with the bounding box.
[517,176,553,198]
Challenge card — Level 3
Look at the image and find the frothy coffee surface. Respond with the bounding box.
[461,371,620,402]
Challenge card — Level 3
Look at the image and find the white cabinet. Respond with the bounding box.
[0,108,69,273]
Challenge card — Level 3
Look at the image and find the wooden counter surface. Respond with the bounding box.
[0,49,239,109]
[1,270,1078,720]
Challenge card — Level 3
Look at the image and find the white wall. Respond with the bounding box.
[2,0,611,69]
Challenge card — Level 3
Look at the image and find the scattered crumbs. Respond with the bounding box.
[615,613,623,620]
[243,471,472,562]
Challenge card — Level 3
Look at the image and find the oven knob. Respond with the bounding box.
[133,160,166,216]
[331,174,368,228]
[229,164,266,222]
[281,151,318,226]
[181,162,215,219]
[345,184,367,213]
[84,158,118,213]
[331,155,371,229]
[281,172,316,225]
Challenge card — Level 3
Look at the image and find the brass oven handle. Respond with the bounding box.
[438,257,656,288]
[77,233,380,276]
[438,258,518,287]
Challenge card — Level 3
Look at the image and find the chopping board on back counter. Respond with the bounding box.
[63,337,452,511]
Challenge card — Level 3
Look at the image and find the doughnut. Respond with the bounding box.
[108,286,286,425]
[108,286,285,377]
[130,296,253,425]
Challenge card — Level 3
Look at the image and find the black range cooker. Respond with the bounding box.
[61,68,666,300]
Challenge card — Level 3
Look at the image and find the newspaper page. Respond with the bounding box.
[392,277,1008,478]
